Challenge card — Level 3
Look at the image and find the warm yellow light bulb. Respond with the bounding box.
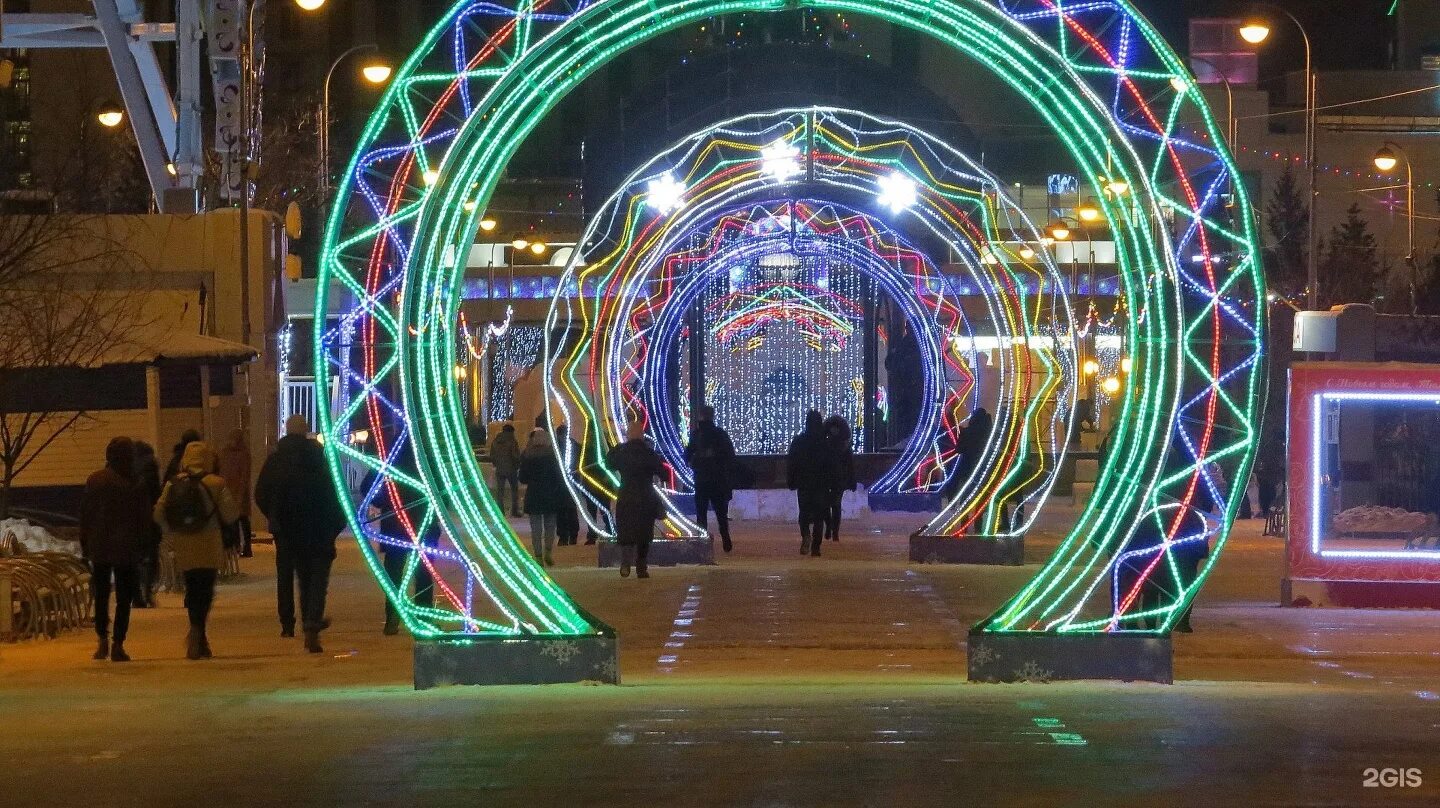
[1239,23,1271,45]
[1083,359,1100,377]
[1102,377,1122,395]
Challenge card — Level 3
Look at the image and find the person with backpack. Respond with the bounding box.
[684,405,736,553]
[823,415,857,542]
[489,423,523,518]
[518,422,565,566]
[79,437,151,662]
[607,420,666,578]
[787,410,831,557]
[256,415,349,653]
[154,440,239,660]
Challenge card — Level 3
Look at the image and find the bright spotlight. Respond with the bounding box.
[647,174,686,214]
[761,139,802,182]
[876,172,918,214]
[1101,377,1122,395]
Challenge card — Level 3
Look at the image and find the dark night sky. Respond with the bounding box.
[1133,0,1399,71]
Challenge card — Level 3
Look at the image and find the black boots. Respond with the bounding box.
[93,637,109,660]
[304,630,323,654]
[110,642,130,662]
[383,617,400,636]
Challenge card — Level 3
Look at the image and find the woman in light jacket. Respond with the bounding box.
[154,441,240,659]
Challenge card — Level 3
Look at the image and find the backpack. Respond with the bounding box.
[164,473,215,534]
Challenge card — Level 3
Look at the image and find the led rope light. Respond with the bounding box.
[317,0,1263,640]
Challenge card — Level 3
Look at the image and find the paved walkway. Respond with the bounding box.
[2,507,1437,806]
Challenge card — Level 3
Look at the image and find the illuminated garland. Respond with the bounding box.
[317,0,1263,640]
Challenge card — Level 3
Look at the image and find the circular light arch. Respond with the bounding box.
[318,0,1264,640]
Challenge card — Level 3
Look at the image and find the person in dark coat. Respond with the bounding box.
[163,428,202,483]
[518,427,565,565]
[489,423,523,517]
[130,440,163,608]
[787,410,832,556]
[361,460,436,636]
[823,415,857,542]
[607,420,666,578]
[255,415,349,653]
[554,424,582,546]
[942,408,993,504]
[684,405,736,553]
[217,428,254,557]
[80,437,151,662]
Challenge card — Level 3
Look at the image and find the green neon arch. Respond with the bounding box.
[319,0,1263,640]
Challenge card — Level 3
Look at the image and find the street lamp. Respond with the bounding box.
[1048,221,1072,242]
[294,0,326,10]
[1181,56,1237,151]
[1374,142,1416,310]
[96,100,125,128]
[1077,200,1102,223]
[479,218,498,232]
[1242,5,1317,310]
[320,44,391,199]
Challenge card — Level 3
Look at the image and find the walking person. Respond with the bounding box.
[684,405,736,553]
[217,428,254,557]
[490,423,523,517]
[607,420,666,578]
[787,410,831,556]
[163,428,202,482]
[154,441,239,660]
[518,422,564,566]
[823,415,856,542]
[361,462,436,636]
[256,415,349,653]
[554,424,582,546]
[941,408,993,504]
[131,440,162,608]
[80,437,150,662]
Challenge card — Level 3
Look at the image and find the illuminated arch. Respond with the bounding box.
[318,0,1263,641]
[545,108,1075,543]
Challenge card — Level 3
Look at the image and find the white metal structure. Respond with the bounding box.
[0,1,251,213]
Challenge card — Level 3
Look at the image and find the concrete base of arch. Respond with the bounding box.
[910,533,1024,566]
[966,632,1173,684]
[413,634,620,689]
[596,538,717,570]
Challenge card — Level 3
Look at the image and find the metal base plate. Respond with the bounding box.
[910,533,1024,566]
[413,635,619,689]
[597,537,716,568]
[967,631,1173,684]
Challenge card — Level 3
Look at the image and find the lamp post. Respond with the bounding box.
[1374,143,1417,313]
[320,44,391,201]
[1180,56,1237,152]
[1049,214,1100,408]
[1241,6,1318,310]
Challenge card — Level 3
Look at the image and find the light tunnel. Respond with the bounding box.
[317,0,1264,643]
[544,107,1077,543]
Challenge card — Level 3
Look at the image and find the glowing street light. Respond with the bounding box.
[511,238,530,251]
[529,241,548,256]
[646,173,686,214]
[1238,22,1271,44]
[479,218,497,231]
[876,172,918,214]
[1048,221,1072,241]
[1101,376,1122,396]
[362,61,393,84]
[422,169,440,186]
[1104,178,1129,196]
[1077,200,1102,222]
[1019,246,1037,260]
[1373,146,1399,173]
[1082,359,1100,376]
[294,0,327,10]
[96,101,125,128]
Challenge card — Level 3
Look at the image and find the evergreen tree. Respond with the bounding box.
[1318,203,1381,308]
[1263,166,1309,303]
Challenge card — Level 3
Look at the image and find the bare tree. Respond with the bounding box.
[0,215,150,516]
